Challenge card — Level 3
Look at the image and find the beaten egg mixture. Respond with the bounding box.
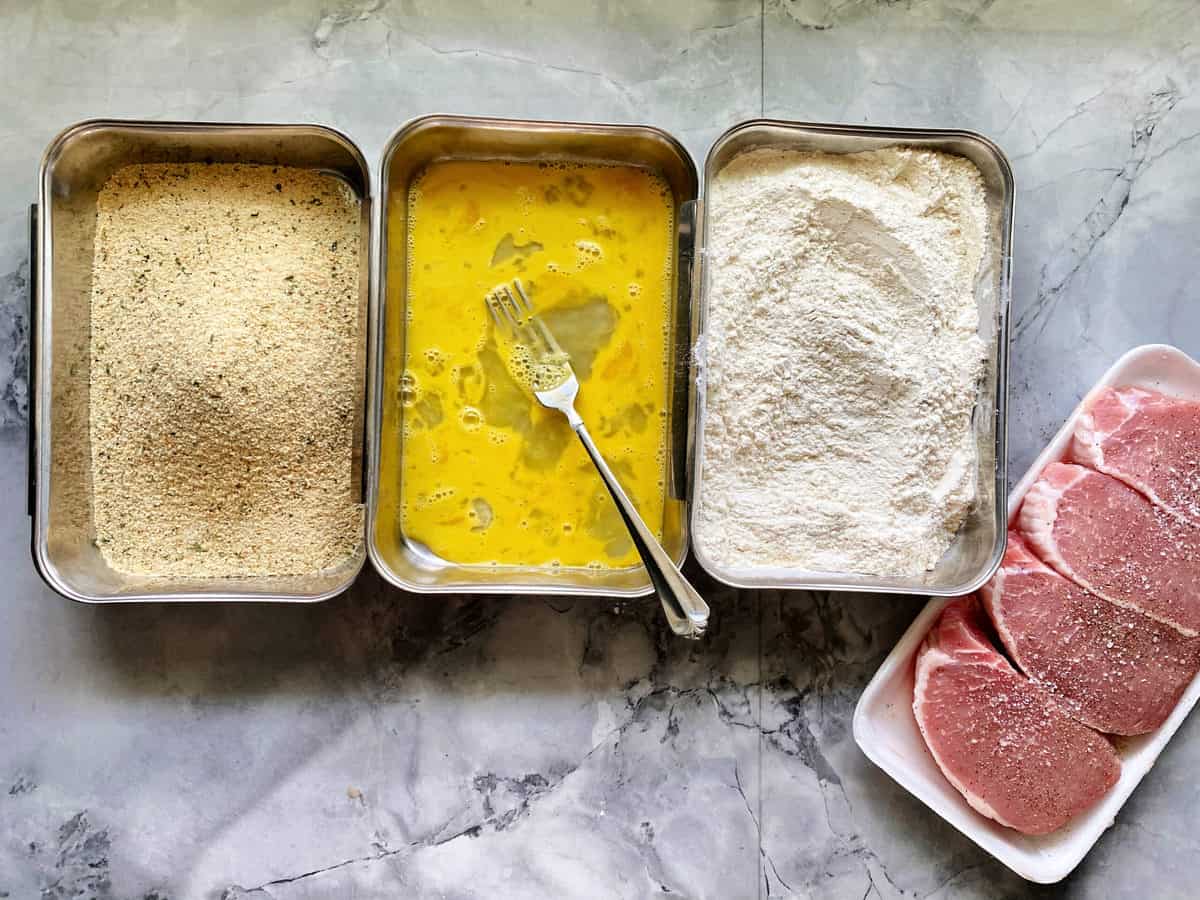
[398,159,675,568]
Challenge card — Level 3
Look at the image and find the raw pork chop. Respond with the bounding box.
[1072,386,1200,524]
[913,597,1121,834]
[981,531,1200,734]
[1020,463,1200,637]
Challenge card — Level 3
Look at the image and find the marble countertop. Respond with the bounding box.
[3,1,1199,897]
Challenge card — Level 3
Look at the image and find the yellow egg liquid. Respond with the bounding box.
[398,159,675,568]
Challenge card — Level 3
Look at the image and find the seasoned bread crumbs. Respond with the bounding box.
[89,162,363,577]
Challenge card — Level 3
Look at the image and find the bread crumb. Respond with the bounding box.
[89,162,363,577]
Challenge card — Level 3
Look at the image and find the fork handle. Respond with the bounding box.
[574,423,710,639]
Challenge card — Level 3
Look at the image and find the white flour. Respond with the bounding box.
[694,147,988,576]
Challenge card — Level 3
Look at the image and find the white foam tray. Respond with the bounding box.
[853,344,1200,884]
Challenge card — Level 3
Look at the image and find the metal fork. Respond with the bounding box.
[486,280,710,639]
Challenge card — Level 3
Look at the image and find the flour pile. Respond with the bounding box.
[695,147,989,576]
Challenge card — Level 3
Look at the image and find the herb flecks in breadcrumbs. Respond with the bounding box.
[89,162,363,577]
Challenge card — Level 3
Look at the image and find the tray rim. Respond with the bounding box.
[687,117,1015,594]
[31,117,373,604]
[366,112,699,596]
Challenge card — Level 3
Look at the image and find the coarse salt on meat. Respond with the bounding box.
[981,531,1200,735]
[913,596,1121,835]
[1020,463,1200,637]
[1072,386,1200,525]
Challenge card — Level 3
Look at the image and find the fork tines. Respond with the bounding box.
[485,279,568,361]
[486,279,533,329]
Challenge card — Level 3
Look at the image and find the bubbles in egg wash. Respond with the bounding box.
[397,156,675,569]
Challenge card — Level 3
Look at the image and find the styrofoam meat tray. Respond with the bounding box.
[853,344,1200,884]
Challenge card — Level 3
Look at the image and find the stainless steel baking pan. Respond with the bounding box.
[688,119,1013,594]
[369,114,699,596]
[31,119,372,603]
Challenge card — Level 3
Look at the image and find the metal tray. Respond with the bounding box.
[31,119,372,603]
[688,119,1014,594]
[368,115,699,596]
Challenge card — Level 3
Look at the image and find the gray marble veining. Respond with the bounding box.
[3,1,1200,898]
